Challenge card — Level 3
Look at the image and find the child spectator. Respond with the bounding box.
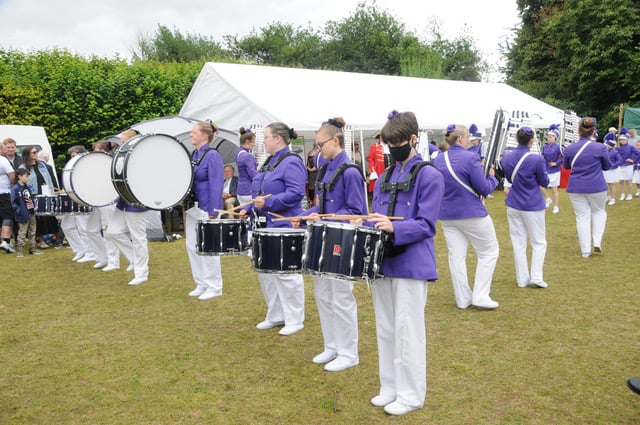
[12,168,41,257]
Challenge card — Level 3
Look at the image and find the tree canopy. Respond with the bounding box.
[505,0,640,125]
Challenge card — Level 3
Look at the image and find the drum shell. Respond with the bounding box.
[252,228,306,273]
[111,133,194,210]
[62,152,118,207]
[35,195,57,216]
[196,219,249,256]
[302,222,385,281]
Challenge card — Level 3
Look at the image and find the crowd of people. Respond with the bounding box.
[2,113,640,417]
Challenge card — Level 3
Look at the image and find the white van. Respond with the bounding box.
[0,124,56,170]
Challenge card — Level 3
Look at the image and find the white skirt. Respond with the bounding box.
[633,169,640,184]
[619,165,633,181]
[547,171,560,188]
[603,168,620,184]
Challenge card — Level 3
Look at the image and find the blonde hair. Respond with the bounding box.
[442,124,468,145]
[195,122,218,143]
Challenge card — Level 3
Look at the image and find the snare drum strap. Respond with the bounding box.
[378,161,433,216]
[316,163,362,214]
[256,152,301,195]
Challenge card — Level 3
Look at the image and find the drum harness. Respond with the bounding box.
[254,152,301,228]
[315,163,363,215]
[185,146,215,209]
[378,160,433,257]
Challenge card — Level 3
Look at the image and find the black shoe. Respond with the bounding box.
[628,378,640,396]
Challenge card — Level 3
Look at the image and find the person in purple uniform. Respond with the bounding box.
[466,123,483,160]
[235,127,257,206]
[363,110,443,416]
[302,117,367,372]
[433,124,500,310]
[603,134,621,205]
[563,117,611,258]
[240,122,307,336]
[541,124,562,213]
[501,127,550,288]
[616,128,637,201]
[185,121,225,300]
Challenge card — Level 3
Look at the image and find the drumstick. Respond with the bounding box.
[230,194,273,212]
[271,214,404,222]
[214,209,244,216]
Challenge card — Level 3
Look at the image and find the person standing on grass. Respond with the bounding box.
[501,127,550,289]
[541,124,562,213]
[433,124,500,310]
[616,129,638,201]
[236,127,258,206]
[362,110,443,416]
[11,168,41,257]
[239,122,307,337]
[603,135,621,205]
[0,147,16,253]
[185,121,225,301]
[301,117,367,372]
[563,117,611,258]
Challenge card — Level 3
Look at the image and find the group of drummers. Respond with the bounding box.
[4,110,637,416]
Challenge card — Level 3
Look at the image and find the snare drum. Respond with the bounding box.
[196,219,249,256]
[111,134,193,210]
[35,195,58,216]
[62,152,118,207]
[56,193,92,215]
[252,228,306,273]
[302,221,385,281]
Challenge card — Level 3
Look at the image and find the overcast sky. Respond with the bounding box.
[0,0,520,80]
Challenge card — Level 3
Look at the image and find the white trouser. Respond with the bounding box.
[258,272,304,326]
[99,205,120,266]
[371,277,427,408]
[314,275,358,361]
[104,208,132,268]
[85,208,107,262]
[60,215,88,255]
[185,211,223,293]
[568,191,607,255]
[506,207,547,285]
[440,216,499,308]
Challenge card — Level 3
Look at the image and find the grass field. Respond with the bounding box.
[1,189,639,424]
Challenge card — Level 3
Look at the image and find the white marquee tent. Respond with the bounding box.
[180,62,564,136]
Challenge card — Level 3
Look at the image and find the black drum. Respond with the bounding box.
[34,195,58,216]
[302,221,385,281]
[35,194,92,216]
[252,228,306,273]
[196,219,249,256]
[111,134,193,210]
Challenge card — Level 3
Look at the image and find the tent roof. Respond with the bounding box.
[180,62,564,132]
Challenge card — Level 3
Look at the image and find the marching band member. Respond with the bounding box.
[185,121,225,300]
[617,128,636,201]
[603,134,621,205]
[240,122,307,336]
[235,127,257,206]
[466,123,483,160]
[363,110,443,416]
[433,124,500,309]
[501,127,550,288]
[303,117,367,371]
[633,140,640,197]
[541,124,562,213]
[60,145,91,261]
[563,117,611,258]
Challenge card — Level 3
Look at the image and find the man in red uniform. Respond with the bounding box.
[367,132,390,193]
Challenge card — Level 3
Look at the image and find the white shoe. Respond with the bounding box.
[256,320,284,330]
[198,289,222,300]
[279,324,304,336]
[472,299,499,309]
[626,194,633,200]
[324,356,359,372]
[608,199,615,206]
[188,286,207,297]
[371,394,396,407]
[93,261,108,269]
[528,281,548,288]
[384,401,421,416]
[76,255,96,263]
[102,264,120,272]
[312,350,338,364]
[0,241,15,253]
[552,206,559,214]
[128,277,148,286]
[620,194,626,201]
[126,264,134,272]
[71,252,85,261]
[635,190,640,197]
[545,197,552,208]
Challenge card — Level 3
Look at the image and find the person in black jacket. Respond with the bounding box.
[11,168,41,257]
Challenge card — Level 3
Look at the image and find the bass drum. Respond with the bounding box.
[111,134,193,210]
[62,152,118,207]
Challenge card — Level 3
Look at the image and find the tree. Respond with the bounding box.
[505,0,640,123]
[131,25,227,63]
